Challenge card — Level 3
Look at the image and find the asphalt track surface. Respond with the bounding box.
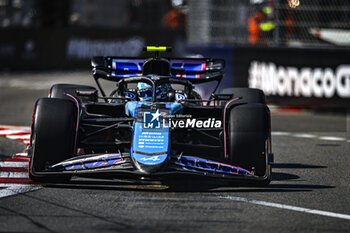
[0,71,350,233]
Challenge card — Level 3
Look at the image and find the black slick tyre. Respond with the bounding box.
[228,103,271,186]
[29,98,78,182]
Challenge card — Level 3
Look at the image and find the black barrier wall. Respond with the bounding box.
[0,28,184,70]
[232,46,350,109]
[2,30,350,109]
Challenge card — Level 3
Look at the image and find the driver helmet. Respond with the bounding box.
[137,82,171,101]
[137,82,153,101]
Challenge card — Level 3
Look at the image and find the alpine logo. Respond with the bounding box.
[140,156,160,162]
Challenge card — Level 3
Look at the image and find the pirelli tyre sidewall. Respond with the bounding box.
[30,98,78,182]
[49,83,97,103]
[228,102,271,185]
[220,87,266,104]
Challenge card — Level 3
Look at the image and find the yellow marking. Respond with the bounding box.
[147,46,167,52]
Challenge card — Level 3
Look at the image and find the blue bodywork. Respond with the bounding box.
[34,54,264,181]
[125,101,182,173]
[48,100,253,177]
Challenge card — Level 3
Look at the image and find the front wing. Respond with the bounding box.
[30,152,269,182]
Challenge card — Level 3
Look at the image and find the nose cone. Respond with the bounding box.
[131,120,170,174]
[132,153,169,174]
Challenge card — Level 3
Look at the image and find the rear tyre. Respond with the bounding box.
[228,103,271,186]
[220,88,265,104]
[29,98,78,182]
[49,84,97,103]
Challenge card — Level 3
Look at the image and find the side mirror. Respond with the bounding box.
[91,56,106,68]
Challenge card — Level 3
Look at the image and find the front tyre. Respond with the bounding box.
[29,98,78,182]
[228,103,272,186]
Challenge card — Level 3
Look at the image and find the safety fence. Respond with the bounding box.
[187,0,350,47]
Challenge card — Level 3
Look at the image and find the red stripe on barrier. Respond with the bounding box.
[269,106,304,114]
[3,132,29,136]
[0,178,35,184]
[4,157,30,162]
[0,167,28,172]
[14,138,30,142]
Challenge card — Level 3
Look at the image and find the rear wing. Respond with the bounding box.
[91,56,225,84]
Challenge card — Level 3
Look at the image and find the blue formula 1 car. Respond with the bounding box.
[28,46,273,186]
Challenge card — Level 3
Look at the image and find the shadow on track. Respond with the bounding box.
[41,162,331,193]
[42,168,334,194]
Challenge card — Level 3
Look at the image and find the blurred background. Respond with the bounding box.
[0,0,350,109]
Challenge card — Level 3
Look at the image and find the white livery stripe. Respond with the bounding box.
[0,172,28,178]
[0,162,28,167]
[220,195,350,221]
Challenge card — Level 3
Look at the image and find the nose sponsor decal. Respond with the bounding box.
[140,156,160,162]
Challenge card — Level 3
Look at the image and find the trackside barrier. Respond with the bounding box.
[233,46,350,109]
[185,45,350,109]
[0,28,184,70]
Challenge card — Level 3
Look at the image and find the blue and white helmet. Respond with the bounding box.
[137,82,153,101]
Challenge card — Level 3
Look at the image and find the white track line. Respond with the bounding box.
[271,131,349,143]
[271,132,291,136]
[219,195,350,221]
[318,136,346,141]
[0,125,36,199]
[6,135,31,140]
[13,152,28,157]
[292,133,317,138]
[0,184,41,199]
[0,130,26,135]
[0,161,28,167]
[0,125,31,129]
[22,140,30,144]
